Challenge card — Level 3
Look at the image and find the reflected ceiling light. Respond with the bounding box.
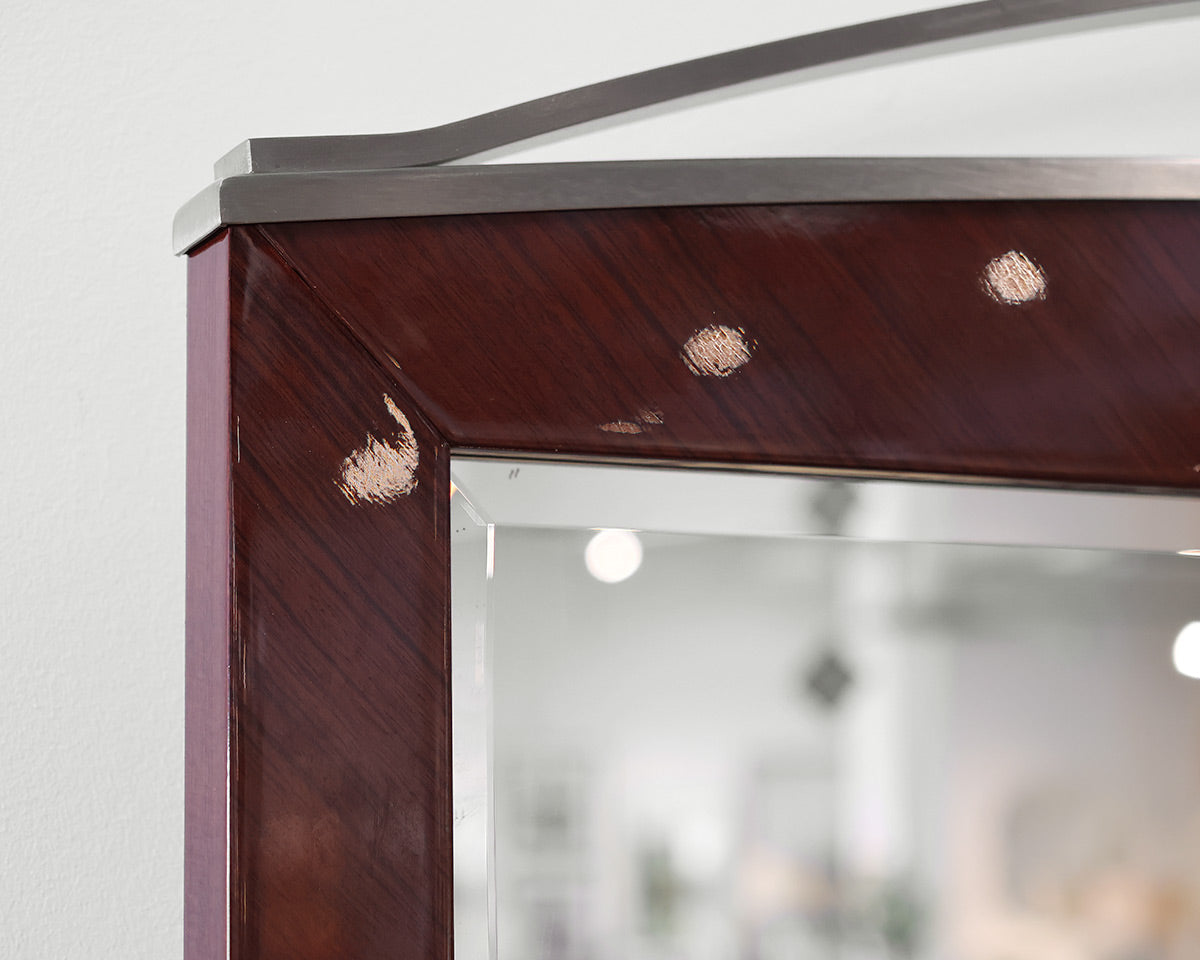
[585,529,643,583]
[1172,622,1200,679]
[1178,549,1200,557]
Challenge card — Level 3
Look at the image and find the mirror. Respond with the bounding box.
[450,459,1200,960]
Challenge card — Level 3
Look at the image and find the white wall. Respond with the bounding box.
[2,2,1200,957]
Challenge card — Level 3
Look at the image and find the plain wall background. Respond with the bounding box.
[3,1,1200,956]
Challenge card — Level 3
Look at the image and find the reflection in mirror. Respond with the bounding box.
[451,460,1200,960]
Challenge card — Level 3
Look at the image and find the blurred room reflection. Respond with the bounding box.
[452,477,1200,960]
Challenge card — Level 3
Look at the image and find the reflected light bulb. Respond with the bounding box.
[585,529,643,583]
[1172,622,1200,679]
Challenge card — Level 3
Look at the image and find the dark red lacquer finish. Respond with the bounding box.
[188,228,451,960]
[262,202,1200,489]
[188,201,1200,960]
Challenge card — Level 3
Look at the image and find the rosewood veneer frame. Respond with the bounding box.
[187,198,1200,960]
[182,4,1200,959]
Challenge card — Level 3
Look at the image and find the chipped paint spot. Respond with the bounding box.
[983,250,1047,304]
[638,409,663,425]
[682,325,754,377]
[600,420,643,435]
[337,394,419,505]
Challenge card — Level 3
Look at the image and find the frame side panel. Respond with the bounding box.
[186,230,234,960]
[227,227,452,960]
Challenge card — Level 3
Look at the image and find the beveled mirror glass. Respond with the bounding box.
[452,459,1200,960]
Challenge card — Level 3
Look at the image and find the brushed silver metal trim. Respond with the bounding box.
[176,181,224,255]
[174,157,1200,255]
[213,0,1200,178]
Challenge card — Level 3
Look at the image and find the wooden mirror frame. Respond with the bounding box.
[186,199,1200,960]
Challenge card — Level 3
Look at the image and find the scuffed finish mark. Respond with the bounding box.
[982,250,1047,304]
[337,394,419,505]
[682,325,754,377]
[599,408,665,435]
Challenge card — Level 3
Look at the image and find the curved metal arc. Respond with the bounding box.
[216,0,1198,178]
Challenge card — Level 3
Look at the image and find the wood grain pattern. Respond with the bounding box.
[189,200,1200,960]
[188,227,452,960]
[262,202,1200,489]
